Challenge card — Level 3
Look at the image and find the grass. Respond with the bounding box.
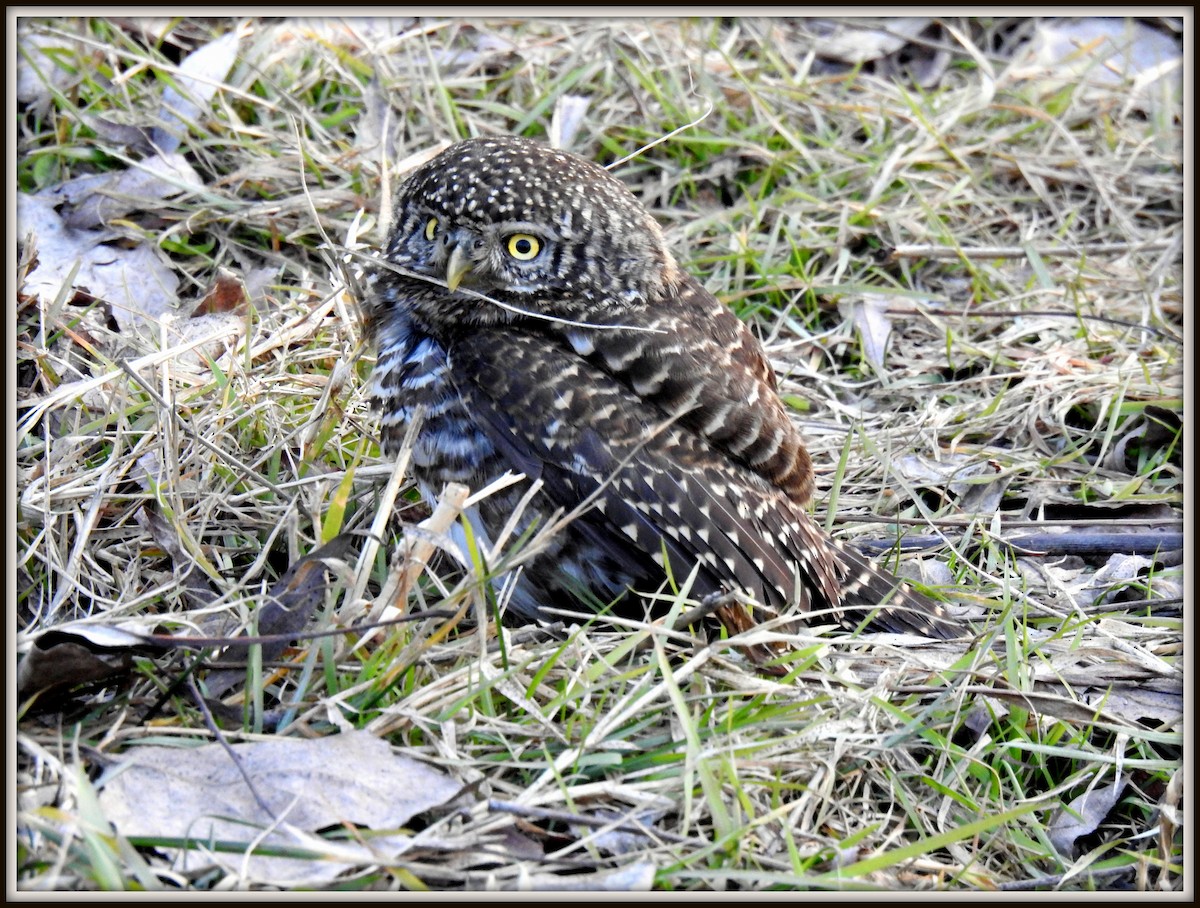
[13,15,1184,892]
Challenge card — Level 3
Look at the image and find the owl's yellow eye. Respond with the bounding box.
[424,217,439,241]
[506,234,541,260]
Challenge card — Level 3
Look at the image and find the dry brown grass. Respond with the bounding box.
[14,16,1184,892]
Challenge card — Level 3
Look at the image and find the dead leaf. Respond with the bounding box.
[549,95,591,151]
[133,503,220,609]
[953,463,1011,516]
[1049,774,1128,857]
[1021,18,1180,87]
[206,535,356,698]
[569,807,666,856]
[16,27,81,111]
[96,730,463,884]
[1156,769,1182,890]
[16,149,207,346]
[897,557,956,591]
[432,29,518,71]
[961,701,1003,742]
[1012,18,1182,118]
[353,77,394,160]
[42,153,203,229]
[16,191,181,333]
[809,18,934,65]
[161,313,246,369]
[892,452,1008,513]
[152,26,245,153]
[514,861,657,891]
[194,268,250,315]
[1083,553,1154,606]
[18,624,168,705]
[1082,683,1182,728]
[843,294,894,370]
[78,111,157,152]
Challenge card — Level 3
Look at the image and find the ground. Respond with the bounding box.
[13,16,1185,892]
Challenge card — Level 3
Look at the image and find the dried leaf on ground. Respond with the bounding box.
[152,26,245,153]
[15,27,81,110]
[17,624,168,705]
[843,294,895,371]
[206,534,356,698]
[1049,774,1128,857]
[515,861,657,891]
[808,18,934,65]
[1011,18,1182,116]
[96,730,463,884]
[16,192,181,332]
[47,153,203,230]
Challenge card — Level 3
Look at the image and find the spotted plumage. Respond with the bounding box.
[366,135,954,639]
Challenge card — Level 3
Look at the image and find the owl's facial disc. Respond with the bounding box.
[432,220,551,298]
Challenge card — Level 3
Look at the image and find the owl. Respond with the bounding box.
[365,135,954,641]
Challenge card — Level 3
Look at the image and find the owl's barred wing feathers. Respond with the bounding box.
[452,329,954,639]
[548,273,815,505]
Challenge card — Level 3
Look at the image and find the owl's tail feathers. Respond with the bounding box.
[832,539,960,640]
[707,544,960,676]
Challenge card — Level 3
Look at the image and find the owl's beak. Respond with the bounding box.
[444,244,474,292]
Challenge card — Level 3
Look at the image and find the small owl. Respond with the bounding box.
[366,135,953,640]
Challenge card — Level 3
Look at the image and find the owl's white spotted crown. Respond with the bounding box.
[398,136,649,236]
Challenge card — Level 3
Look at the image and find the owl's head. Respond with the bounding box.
[384,136,676,325]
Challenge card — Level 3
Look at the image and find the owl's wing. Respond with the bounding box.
[549,274,816,505]
[452,327,953,638]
